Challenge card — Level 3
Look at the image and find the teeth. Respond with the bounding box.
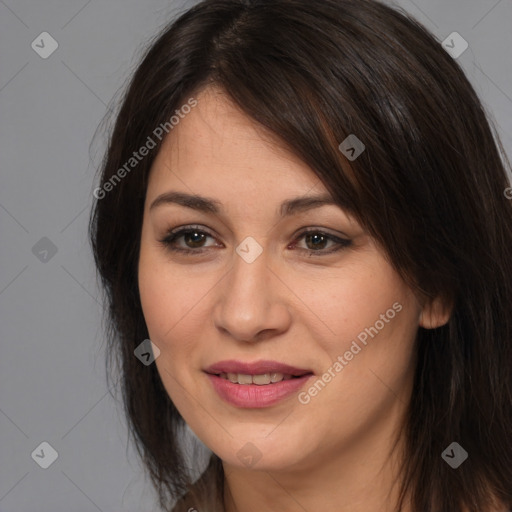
[218,372,291,384]
[270,372,284,383]
[237,373,253,385]
[252,373,271,385]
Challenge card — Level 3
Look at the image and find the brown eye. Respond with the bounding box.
[291,229,352,256]
[159,226,219,254]
[179,230,208,248]
[159,226,352,257]
[305,232,329,250]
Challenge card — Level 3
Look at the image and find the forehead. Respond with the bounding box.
[146,87,324,201]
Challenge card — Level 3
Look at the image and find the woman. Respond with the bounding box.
[89,0,512,510]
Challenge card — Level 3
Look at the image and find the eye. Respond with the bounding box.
[290,228,352,256]
[158,225,352,256]
[159,225,219,254]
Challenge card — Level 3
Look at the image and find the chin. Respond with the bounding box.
[208,434,312,473]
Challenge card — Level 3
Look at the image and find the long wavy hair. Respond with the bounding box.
[88,0,512,510]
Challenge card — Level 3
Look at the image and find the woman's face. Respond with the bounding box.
[138,86,431,473]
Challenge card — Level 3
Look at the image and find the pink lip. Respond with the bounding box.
[204,359,311,376]
[204,359,314,408]
[206,374,313,408]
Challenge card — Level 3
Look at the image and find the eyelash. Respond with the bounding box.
[158,225,352,257]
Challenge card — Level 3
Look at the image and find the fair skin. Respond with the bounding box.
[137,86,451,512]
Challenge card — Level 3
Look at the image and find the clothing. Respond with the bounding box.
[171,455,224,512]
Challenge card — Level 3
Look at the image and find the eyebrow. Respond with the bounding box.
[149,191,345,217]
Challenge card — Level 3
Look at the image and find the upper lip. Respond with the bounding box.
[204,359,313,377]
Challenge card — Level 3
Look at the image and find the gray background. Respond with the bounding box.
[1,0,511,511]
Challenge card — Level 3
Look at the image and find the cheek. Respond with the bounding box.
[315,282,419,415]
[138,256,202,408]
[138,243,180,346]
[297,263,415,355]
[301,270,420,421]
[138,263,172,340]
[138,248,215,358]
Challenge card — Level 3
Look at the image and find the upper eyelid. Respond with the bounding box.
[164,224,347,237]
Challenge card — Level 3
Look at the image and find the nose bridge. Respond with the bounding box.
[225,244,272,319]
[213,241,290,342]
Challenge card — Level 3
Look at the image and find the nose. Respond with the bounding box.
[212,246,292,343]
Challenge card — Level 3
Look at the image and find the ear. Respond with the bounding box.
[419,294,453,329]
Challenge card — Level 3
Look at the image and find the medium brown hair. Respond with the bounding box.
[89,0,512,510]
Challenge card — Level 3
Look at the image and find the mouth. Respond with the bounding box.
[209,372,307,385]
[204,359,313,381]
[204,360,314,408]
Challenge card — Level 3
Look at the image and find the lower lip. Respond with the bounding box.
[206,373,313,408]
